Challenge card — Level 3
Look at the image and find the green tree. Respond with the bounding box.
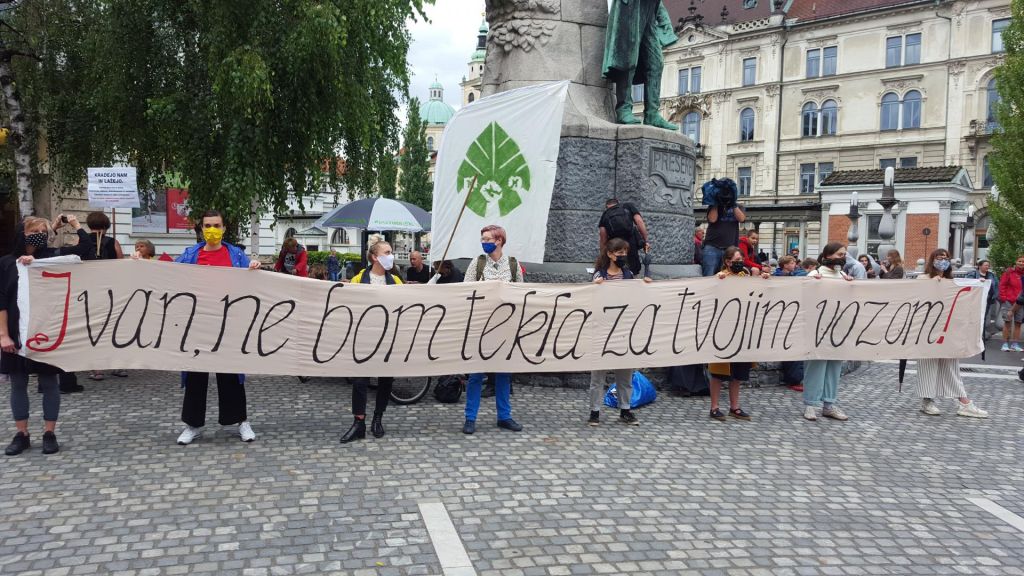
[989,0,1024,269]
[3,0,427,229]
[377,150,398,199]
[398,97,432,211]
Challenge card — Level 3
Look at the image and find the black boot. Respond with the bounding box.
[371,413,385,438]
[340,418,366,444]
[5,432,30,456]
[42,431,60,454]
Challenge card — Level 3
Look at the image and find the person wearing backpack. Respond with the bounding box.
[587,238,652,426]
[461,224,524,435]
[598,198,649,276]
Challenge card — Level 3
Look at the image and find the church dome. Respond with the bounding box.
[421,78,456,126]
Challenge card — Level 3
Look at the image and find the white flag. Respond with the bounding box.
[430,81,569,263]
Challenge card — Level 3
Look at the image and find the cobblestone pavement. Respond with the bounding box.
[1,362,1022,576]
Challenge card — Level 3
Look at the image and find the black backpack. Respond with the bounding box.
[433,375,465,403]
[602,205,635,242]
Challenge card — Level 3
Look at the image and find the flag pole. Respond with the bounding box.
[436,175,477,266]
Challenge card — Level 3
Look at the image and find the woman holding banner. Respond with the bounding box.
[915,249,988,418]
[340,240,403,443]
[2,216,95,455]
[461,225,524,435]
[802,243,853,422]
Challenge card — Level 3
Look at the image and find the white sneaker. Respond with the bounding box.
[176,426,203,445]
[822,406,849,421]
[956,401,989,419]
[803,406,818,421]
[920,399,941,416]
[1001,343,1011,352]
[238,421,256,442]
[1012,343,1024,352]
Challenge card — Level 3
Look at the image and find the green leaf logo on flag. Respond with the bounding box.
[458,122,530,218]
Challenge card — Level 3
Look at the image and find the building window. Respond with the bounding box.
[983,155,993,187]
[880,158,897,170]
[682,111,701,144]
[427,136,435,151]
[993,19,1010,53]
[468,93,475,103]
[678,66,702,94]
[738,167,752,196]
[331,229,350,245]
[632,84,644,103]
[987,78,1001,131]
[806,46,837,78]
[880,92,901,130]
[740,107,755,141]
[800,163,817,194]
[743,57,757,86]
[902,90,921,129]
[820,100,838,135]
[899,157,917,168]
[822,46,838,76]
[886,33,921,67]
[818,162,834,184]
[866,214,883,259]
[802,102,818,137]
[806,49,821,79]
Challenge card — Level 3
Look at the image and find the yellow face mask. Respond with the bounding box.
[203,227,224,244]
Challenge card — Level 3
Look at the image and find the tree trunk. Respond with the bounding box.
[0,53,34,218]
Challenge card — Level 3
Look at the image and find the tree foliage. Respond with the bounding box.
[5,0,428,229]
[377,150,398,199]
[398,97,432,211]
[989,0,1024,269]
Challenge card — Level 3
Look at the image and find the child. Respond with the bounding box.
[800,257,818,275]
[588,238,652,426]
[708,246,769,421]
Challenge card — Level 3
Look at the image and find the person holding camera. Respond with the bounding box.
[700,178,746,277]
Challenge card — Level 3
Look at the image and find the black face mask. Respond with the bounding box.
[729,261,746,273]
[24,232,48,248]
[824,257,845,268]
[614,256,628,269]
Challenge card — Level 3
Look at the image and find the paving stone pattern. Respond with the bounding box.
[1,364,1022,575]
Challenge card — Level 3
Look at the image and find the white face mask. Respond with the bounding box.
[377,254,395,271]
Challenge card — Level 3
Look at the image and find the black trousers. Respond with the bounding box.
[352,377,392,417]
[182,372,247,427]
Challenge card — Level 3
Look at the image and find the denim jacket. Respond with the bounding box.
[175,242,250,268]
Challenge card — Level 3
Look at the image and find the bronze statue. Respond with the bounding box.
[602,0,679,130]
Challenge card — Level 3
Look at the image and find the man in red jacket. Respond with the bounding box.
[998,255,1024,352]
[739,230,761,273]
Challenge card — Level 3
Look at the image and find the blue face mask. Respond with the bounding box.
[482,242,497,254]
[934,259,950,272]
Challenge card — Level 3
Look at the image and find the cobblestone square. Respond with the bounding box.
[1,362,1022,575]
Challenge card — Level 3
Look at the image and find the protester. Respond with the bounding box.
[880,249,905,279]
[790,248,800,259]
[843,252,868,280]
[997,255,1024,352]
[309,263,328,280]
[406,250,431,284]
[2,215,95,455]
[858,254,877,279]
[967,260,999,336]
[173,210,261,445]
[326,250,341,282]
[462,224,524,434]
[693,228,703,266]
[598,197,650,276]
[85,211,126,380]
[274,237,308,277]
[706,246,768,422]
[588,238,652,427]
[340,240,404,443]
[434,260,463,284]
[773,254,806,391]
[800,257,818,274]
[700,180,746,277]
[739,230,761,273]
[773,255,806,277]
[914,249,989,418]
[803,242,853,422]
[134,239,156,260]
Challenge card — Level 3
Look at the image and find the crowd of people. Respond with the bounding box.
[1,191,1015,456]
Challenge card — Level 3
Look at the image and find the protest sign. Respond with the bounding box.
[19,259,985,377]
[87,167,140,209]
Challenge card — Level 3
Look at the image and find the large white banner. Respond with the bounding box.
[430,81,569,263]
[87,167,140,208]
[17,260,986,377]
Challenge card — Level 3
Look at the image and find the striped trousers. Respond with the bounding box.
[915,358,967,399]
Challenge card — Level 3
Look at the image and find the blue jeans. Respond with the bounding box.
[465,373,512,422]
[328,270,340,282]
[803,360,843,407]
[701,245,725,277]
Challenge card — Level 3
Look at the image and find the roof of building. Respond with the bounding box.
[785,0,925,22]
[821,166,964,186]
[666,0,777,27]
[421,81,455,126]
[472,19,487,61]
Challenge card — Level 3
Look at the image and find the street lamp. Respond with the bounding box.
[846,191,860,258]
[962,204,976,271]
[876,166,898,262]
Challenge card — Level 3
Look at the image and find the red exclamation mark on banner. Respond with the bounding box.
[937,286,972,344]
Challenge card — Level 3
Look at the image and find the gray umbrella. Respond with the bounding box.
[318,198,431,232]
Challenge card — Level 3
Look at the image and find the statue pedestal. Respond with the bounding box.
[525,124,699,283]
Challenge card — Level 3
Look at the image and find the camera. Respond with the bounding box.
[701,178,738,208]
[60,215,68,224]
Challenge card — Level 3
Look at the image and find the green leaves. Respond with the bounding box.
[398,97,431,210]
[457,122,530,218]
[989,0,1024,270]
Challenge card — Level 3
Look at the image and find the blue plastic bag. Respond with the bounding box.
[604,371,657,409]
